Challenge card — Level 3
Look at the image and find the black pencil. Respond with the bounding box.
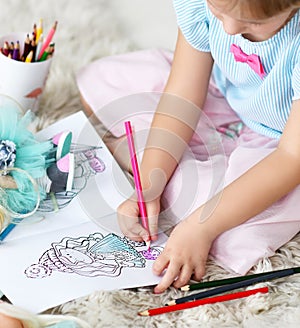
[180,266,300,291]
[167,267,297,305]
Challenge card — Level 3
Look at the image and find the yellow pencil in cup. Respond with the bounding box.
[36,18,43,42]
[25,50,33,63]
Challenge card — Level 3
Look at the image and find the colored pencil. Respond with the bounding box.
[124,121,151,248]
[36,18,43,43]
[12,41,20,60]
[138,286,268,316]
[25,50,34,63]
[167,267,295,305]
[2,41,10,56]
[0,223,16,242]
[21,34,31,61]
[35,34,43,61]
[37,20,57,60]
[181,266,300,291]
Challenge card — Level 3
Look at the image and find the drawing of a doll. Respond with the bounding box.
[25,232,149,279]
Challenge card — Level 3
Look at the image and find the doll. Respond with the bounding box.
[0,103,73,229]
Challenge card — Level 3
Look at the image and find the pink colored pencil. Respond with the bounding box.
[37,20,57,60]
[124,121,151,247]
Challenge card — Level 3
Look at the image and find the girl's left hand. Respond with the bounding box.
[152,215,215,294]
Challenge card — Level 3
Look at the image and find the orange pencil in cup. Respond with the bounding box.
[124,121,151,249]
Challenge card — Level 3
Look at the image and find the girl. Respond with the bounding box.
[77,0,300,294]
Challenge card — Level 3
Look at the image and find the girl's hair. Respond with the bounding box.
[210,0,300,19]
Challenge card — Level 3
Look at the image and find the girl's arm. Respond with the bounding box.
[153,98,300,292]
[140,29,214,203]
[196,98,300,237]
[118,30,214,241]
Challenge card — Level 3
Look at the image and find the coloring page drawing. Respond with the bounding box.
[25,232,163,279]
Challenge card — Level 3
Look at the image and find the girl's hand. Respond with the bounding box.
[117,193,161,242]
[152,214,215,293]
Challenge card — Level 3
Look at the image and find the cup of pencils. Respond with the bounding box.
[0,20,57,113]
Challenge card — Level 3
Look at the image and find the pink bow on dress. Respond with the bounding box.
[230,44,265,79]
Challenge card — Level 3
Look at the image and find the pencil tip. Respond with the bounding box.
[180,285,190,291]
[138,310,149,316]
[165,300,176,306]
[146,240,151,250]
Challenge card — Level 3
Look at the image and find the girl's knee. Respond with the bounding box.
[79,93,94,117]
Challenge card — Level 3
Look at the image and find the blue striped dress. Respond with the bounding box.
[173,0,300,138]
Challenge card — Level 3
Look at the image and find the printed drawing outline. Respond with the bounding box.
[37,146,106,212]
[24,232,163,279]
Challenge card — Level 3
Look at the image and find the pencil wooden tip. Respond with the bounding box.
[180,285,190,291]
[146,240,151,250]
[138,310,149,316]
[166,300,176,306]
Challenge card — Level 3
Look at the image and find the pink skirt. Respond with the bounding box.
[76,49,300,275]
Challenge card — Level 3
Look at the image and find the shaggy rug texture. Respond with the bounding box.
[1,1,300,327]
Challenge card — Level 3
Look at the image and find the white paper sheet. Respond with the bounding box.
[0,112,166,313]
[0,218,166,313]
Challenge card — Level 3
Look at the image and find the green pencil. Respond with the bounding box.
[181,266,300,291]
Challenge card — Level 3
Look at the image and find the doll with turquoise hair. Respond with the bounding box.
[0,103,73,223]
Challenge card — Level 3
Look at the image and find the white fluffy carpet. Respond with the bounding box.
[2,1,300,327]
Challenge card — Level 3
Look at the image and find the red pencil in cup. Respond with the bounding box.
[37,20,57,60]
[124,121,151,249]
[2,41,10,56]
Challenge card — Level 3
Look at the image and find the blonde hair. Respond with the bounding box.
[210,0,300,19]
[0,208,6,231]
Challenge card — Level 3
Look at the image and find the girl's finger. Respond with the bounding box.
[153,256,181,293]
[147,212,158,241]
[173,264,193,289]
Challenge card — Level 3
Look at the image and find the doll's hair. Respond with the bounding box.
[0,208,6,231]
[209,0,300,19]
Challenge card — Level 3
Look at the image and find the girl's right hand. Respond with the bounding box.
[117,193,160,243]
